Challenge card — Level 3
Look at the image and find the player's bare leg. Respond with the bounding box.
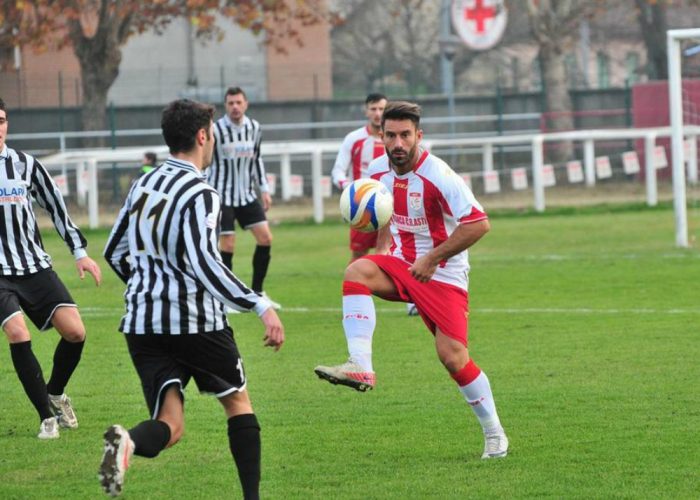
[220,390,261,500]
[435,329,508,459]
[4,314,57,437]
[315,258,396,392]
[249,222,280,310]
[48,306,86,428]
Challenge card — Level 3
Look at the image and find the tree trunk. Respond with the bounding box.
[67,12,125,146]
[540,44,574,162]
[635,0,667,80]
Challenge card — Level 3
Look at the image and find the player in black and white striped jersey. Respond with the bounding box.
[101,99,284,499]
[0,98,102,440]
[207,87,281,310]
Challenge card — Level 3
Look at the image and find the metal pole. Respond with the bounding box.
[88,159,99,229]
[280,153,291,202]
[644,133,658,207]
[667,30,689,247]
[532,136,545,212]
[583,140,595,186]
[687,136,698,185]
[311,150,323,223]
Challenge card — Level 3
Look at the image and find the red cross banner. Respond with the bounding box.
[451,0,508,51]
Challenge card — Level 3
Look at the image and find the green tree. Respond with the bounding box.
[0,0,327,137]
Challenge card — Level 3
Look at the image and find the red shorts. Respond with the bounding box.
[362,254,469,345]
[350,229,378,253]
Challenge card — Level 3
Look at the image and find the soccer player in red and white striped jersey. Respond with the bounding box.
[316,101,508,459]
[332,93,387,261]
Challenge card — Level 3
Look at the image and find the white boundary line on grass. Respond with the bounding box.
[80,306,700,316]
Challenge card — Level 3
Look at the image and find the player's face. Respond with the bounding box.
[381,119,423,172]
[0,110,7,150]
[202,121,215,167]
[225,93,248,124]
[365,99,387,129]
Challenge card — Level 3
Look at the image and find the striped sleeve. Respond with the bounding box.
[331,133,354,189]
[28,156,88,259]
[181,190,270,315]
[253,124,269,192]
[103,196,132,284]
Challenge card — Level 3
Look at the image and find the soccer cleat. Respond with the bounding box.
[314,359,376,392]
[38,417,59,439]
[260,292,282,310]
[481,428,509,459]
[49,393,78,429]
[406,303,419,316]
[98,425,134,497]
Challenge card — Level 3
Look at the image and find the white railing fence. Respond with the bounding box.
[39,126,700,234]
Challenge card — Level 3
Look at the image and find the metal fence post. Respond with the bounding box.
[532,136,545,212]
[644,133,658,207]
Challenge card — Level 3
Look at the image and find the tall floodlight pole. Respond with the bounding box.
[667,29,700,248]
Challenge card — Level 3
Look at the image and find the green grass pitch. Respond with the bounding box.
[0,206,698,498]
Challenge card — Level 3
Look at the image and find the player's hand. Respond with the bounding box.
[260,308,284,351]
[408,254,437,283]
[261,192,272,211]
[76,256,102,286]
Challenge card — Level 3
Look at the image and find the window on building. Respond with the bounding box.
[625,52,640,85]
[597,51,610,89]
[531,57,542,91]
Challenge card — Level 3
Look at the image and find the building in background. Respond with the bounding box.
[0,14,332,108]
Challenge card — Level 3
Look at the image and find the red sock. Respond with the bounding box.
[450,359,481,387]
[343,281,371,296]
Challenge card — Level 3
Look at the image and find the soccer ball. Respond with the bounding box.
[339,178,393,232]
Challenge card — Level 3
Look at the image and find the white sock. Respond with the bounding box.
[343,294,376,372]
[459,371,502,433]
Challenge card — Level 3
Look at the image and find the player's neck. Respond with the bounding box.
[229,114,245,126]
[368,123,381,137]
[172,151,205,172]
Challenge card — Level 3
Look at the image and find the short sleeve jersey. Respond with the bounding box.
[367,150,487,290]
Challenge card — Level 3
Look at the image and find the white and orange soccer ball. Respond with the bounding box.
[339,178,394,233]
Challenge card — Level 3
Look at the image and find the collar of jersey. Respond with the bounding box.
[224,114,249,129]
[164,157,200,175]
[0,145,7,159]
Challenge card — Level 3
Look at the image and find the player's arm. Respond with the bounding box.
[181,191,284,349]
[331,134,353,190]
[253,128,272,210]
[29,156,102,285]
[103,196,133,285]
[409,219,489,283]
[375,224,392,255]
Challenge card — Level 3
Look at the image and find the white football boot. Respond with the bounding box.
[98,425,134,497]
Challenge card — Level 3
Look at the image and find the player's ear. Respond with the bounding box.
[416,128,423,142]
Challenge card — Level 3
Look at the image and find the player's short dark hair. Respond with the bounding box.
[225,87,247,100]
[382,101,421,129]
[144,151,157,165]
[161,99,214,154]
[0,98,6,114]
[366,93,387,105]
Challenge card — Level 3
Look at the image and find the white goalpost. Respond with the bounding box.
[667,28,700,248]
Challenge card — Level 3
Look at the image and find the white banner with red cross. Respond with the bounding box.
[451,0,508,51]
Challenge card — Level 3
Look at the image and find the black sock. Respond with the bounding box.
[228,413,261,500]
[251,245,271,293]
[221,251,233,271]
[129,419,172,458]
[10,341,52,421]
[47,338,84,396]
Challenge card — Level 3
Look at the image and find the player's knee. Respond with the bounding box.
[256,231,273,246]
[220,236,235,253]
[58,324,86,343]
[344,258,374,283]
[4,323,31,343]
[437,346,469,373]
